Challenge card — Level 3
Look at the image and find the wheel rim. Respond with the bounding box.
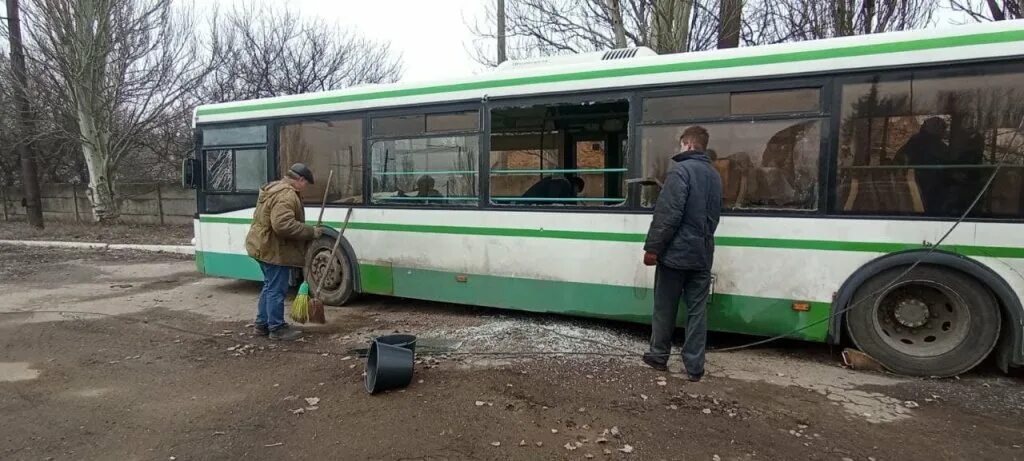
[872,280,970,358]
[309,249,343,291]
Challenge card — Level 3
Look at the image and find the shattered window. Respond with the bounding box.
[641,120,822,210]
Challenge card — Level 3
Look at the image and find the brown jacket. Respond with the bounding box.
[245,180,315,267]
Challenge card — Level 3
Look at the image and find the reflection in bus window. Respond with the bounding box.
[370,136,479,206]
[489,101,628,206]
[279,119,364,204]
[641,120,822,210]
[837,72,1024,218]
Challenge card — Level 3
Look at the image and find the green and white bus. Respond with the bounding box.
[185,21,1024,377]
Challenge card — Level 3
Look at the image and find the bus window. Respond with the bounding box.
[640,89,824,210]
[489,100,628,206]
[279,119,364,204]
[369,135,479,206]
[201,125,268,194]
[640,120,822,210]
[836,72,1024,219]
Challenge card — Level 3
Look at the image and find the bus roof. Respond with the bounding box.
[194,20,1024,126]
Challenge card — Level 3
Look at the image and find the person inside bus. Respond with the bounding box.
[521,175,584,204]
[396,175,443,204]
[244,163,323,341]
[641,126,722,382]
[895,117,950,215]
[945,129,986,215]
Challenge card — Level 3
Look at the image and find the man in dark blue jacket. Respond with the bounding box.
[642,126,723,382]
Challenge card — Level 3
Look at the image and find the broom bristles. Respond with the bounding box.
[289,282,311,324]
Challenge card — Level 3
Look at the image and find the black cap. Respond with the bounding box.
[289,163,314,184]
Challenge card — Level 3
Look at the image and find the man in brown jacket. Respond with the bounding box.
[245,163,322,341]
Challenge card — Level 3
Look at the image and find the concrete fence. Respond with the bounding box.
[0,183,196,225]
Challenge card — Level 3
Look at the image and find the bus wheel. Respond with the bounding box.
[847,265,1000,377]
[304,236,354,306]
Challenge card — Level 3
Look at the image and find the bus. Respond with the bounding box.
[184,20,1024,377]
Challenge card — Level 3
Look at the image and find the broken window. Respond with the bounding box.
[202,125,268,193]
[641,120,822,210]
[640,89,824,210]
[279,119,364,204]
[489,100,628,206]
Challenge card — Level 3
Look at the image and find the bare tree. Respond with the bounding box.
[950,0,1023,21]
[21,0,215,221]
[467,0,719,66]
[745,0,938,44]
[203,2,403,103]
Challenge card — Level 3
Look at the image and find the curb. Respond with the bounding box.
[0,239,194,255]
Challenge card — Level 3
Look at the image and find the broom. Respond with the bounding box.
[290,170,333,324]
[308,206,353,324]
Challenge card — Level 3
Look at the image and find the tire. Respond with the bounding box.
[846,264,1000,377]
[303,236,355,306]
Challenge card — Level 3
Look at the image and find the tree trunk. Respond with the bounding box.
[497,0,507,63]
[652,0,690,53]
[607,0,628,48]
[717,0,742,49]
[986,0,1007,20]
[77,99,120,221]
[862,0,877,33]
[6,0,45,229]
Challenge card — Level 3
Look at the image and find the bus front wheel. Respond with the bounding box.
[304,236,355,306]
[847,265,1000,377]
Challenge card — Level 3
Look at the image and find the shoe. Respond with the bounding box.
[254,325,270,336]
[269,326,302,341]
[687,374,703,383]
[642,354,668,371]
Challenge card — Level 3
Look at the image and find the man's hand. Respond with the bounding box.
[643,251,658,266]
[313,226,324,239]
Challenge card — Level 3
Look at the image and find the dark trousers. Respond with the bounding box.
[647,265,712,377]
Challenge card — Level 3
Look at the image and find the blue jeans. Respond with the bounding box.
[256,262,291,331]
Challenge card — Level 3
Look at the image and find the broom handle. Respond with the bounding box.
[315,207,353,298]
[314,170,334,227]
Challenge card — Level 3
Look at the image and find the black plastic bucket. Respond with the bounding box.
[364,340,414,394]
[374,334,417,354]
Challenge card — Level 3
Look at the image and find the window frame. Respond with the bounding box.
[637,76,833,215]
[827,61,1024,221]
[198,123,271,196]
[367,103,485,208]
[485,90,635,210]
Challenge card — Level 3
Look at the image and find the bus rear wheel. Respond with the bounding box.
[847,265,1000,377]
[304,236,354,306]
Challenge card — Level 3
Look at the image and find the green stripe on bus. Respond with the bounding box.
[194,250,831,342]
[198,215,1024,258]
[196,30,1024,117]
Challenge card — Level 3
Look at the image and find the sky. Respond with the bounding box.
[201,0,491,84]
[4,0,985,84]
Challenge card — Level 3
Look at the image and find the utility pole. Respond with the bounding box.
[496,0,507,64]
[5,0,45,229]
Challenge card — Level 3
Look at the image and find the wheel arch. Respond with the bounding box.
[830,249,1024,372]
[316,227,363,294]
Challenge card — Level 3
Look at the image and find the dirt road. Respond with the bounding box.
[1,245,1022,460]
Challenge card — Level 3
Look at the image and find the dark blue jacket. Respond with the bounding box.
[644,151,723,271]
